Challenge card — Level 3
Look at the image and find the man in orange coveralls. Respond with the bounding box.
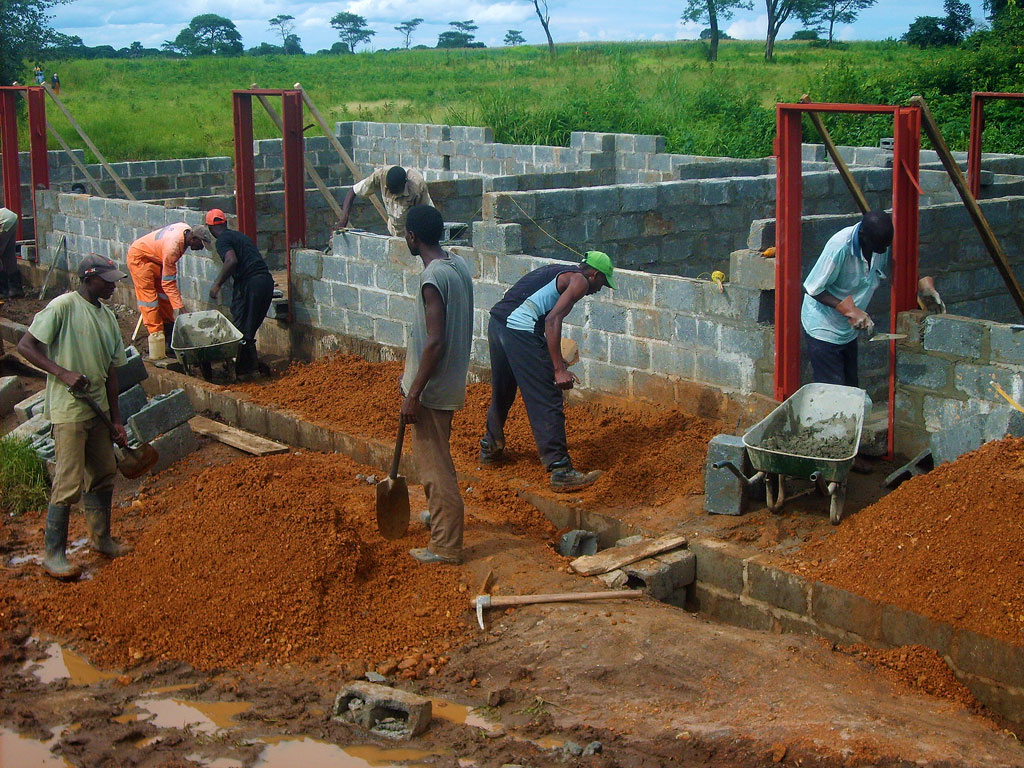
[126,223,213,360]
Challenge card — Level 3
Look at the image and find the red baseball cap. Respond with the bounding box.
[205,208,227,226]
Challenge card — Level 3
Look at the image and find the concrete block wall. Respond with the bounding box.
[893,311,1024,456]
[288,229,776,403]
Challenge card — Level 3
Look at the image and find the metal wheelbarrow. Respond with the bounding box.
[714,383,869,525]
[170,311,243,383]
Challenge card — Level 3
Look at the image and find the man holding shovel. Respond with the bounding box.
[399,205,473,565]
[18,256,132,580]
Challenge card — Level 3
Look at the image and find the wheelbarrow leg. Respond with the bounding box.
[765,474,786,513]
[828,482,846,525]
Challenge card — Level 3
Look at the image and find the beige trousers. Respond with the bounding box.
[50,418,117,506]
[414,406,464,559]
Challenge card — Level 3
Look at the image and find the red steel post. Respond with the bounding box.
[968,93,984,199]
[232,92,257,244]
[280,90,305,325]
[774,105,804,401]
[0,90,22,239]
[27,87,50,231]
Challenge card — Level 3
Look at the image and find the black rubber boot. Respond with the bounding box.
[479,438,505,466]
[0,272,8,297]
[549,459,602,494]
[83,491,131,558]
[5,270,24,298]
[42,504,82,580]
[163,322,177,358]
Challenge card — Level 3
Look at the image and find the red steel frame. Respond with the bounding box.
[776,102,920,458]
[232,89,306,323]
[968,92,1024,199]
[0,86,50,242]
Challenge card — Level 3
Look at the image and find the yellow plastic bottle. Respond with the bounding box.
[148,330,166,361]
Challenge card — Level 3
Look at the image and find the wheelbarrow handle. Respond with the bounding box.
[712,461,765,488]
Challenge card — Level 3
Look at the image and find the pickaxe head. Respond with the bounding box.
[474,594,492,630]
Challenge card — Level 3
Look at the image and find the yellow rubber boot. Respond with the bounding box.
[148,330,166,361]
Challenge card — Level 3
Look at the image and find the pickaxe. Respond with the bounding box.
[471,589,642,630]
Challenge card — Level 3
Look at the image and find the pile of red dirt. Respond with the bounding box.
[237,354,721,507]
[838,644,985,714]
[788,437,1024,647]
[20,452,470,671]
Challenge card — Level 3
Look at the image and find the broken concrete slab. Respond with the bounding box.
[597,569,628,589]
[128,388,196,444]
[14,390,46,423]
[0,376,25,415]
[333,681,432,740]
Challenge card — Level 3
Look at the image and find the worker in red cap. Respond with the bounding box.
[205,209,274,378]
[126,223,213,360]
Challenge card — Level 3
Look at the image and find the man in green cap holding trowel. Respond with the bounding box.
[480,251,615,493]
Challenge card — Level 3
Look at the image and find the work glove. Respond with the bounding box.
[917,276,946,314]
[836,296,874,334]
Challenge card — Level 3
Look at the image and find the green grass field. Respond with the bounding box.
[18,39,1024,162]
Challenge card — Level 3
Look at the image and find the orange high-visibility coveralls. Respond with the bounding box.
[126,223,189,334]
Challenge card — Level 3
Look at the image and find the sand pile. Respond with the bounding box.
[24,453,468,670]
[238,354,721,507]
[838,644,984,713]
[789,437,1024,646]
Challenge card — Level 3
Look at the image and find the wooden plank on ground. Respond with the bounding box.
[570,534,688,577]
[189,415,289,456]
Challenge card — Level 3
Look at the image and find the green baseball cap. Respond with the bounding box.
[582,250,615,289]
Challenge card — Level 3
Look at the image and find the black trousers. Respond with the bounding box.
[231,273,274,373]
[0,226,22,292]
[484,316,569,469]
[805,332,859,387]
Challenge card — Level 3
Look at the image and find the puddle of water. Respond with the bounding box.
[254,737,438,768]
[531,735,567,749]
[188,754,244,768]
[24,642,119,685]
[430,698,501,733]
[0,726,71,768]
[134,698,251,733]
[144,682,200,695]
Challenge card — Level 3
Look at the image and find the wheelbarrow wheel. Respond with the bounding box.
[829,484,847,525]
[766,474,785,513]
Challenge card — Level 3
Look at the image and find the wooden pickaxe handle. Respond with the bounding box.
[472,590,642,629]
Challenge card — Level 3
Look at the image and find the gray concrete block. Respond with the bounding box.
[954,362,1023,401]
[927,406,1024,465]
[622,557,674,600]
[650,343,696,378]
[990,323,1024,365]
[810,581,881,641]
[897,350,951,391]
[115,346,148,394]
[334,681,432,739]
[690,539,746,593]
[728,250,776,291]
[373,318,406,347]
[923,315,985,359]
[148,422,200,475]
[0,376,24,415]
[654,548,696,589]
[746,559,809,615]
[609,335,649,369]
[128,388,196,444]
[653,277,701,312]
[704,434,753,516]
[13,389,45,423]
[117,384,148,423]
[7,413,51,442]
[631,308,673,341]
[585,361,629,392]
[587,302,627,334]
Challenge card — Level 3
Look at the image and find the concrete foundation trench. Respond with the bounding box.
[4,123,1024,765]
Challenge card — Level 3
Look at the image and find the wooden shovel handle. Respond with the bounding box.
[388,418,406,480]
[483,591,642,608]
[73,389,118,438]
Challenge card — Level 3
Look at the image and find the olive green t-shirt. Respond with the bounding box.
[28,291,127,424]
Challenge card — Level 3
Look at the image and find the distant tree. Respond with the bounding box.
[683,0,751,61]
[764,0,828,60]
[395,18,423,49]
[791,28,820,39]
[437,30,474,47]
[700,27,734,39]
[903,0,974,46]
[164,14,243,56]
[127,40,145,57]
[282,33,304,55]
[330,12,375,52]
[248,42,283,55]
[984,0,1010,20]
[1,0,71,85]
[268,14,295,47]
[801,0,876,46]
[530,0,556,57]
[504,29,526,45]
[450,20,478,38]
[328,41,352,54]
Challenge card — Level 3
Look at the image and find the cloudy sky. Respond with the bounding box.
[50,1,991,52]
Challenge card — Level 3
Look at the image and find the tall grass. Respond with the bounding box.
[16,39,1024,162]
[0,436,49,515]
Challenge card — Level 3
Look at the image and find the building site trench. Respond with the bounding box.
[3,303,1024,766]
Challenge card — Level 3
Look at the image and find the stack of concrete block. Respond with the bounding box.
[126,389,198,473]
[13,390,46,422]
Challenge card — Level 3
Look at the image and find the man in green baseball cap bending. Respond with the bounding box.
[481,250,615,493]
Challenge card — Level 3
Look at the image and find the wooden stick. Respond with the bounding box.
[131,313,144,342]
[800,95,870,214]
[294,84,389,224]
[46,120,106,197]
[42,82,137,201]
[478,591,643,608]
[254,92,346,222]
[910,95,1024,318]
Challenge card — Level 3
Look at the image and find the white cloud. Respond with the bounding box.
[725,14,767,41]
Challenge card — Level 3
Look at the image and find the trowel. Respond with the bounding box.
[376,417,410,540]
[74,390,159,479]
[868,333,907,342]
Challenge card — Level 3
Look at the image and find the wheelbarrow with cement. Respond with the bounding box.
[170,311,243,383]
[714,383,868,525]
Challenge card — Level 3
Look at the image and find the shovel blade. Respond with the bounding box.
[118,443,159,479]
[376,474,410,540]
